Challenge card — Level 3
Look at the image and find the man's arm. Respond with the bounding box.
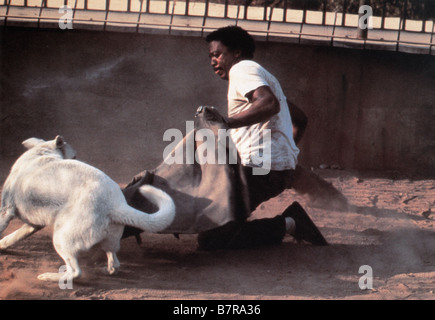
[226,85,280,129]
[287,99,308,145]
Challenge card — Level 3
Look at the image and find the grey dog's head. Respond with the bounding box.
[22,135,77,160]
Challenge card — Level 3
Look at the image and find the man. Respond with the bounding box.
[197,26,327,250]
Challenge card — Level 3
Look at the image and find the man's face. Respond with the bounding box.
[208,40,240,80]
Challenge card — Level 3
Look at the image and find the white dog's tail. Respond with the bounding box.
[114,185,175,233]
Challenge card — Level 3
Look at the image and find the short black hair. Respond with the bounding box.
[206,26,256,59]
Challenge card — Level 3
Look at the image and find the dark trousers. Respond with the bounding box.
[197,166,295,250]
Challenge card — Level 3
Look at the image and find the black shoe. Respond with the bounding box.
[282,202,328,246]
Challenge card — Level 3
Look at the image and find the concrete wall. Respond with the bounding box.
[1,27,434,183]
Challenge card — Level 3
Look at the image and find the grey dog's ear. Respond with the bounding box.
[55,135,65,149]
[22,137,45,150]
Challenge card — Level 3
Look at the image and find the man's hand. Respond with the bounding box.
[197,106,227,124]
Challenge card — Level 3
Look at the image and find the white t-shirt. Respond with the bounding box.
[228,60,299,171]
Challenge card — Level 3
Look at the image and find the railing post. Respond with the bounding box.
[342,0,348,26]
[322,0,327,25]
[263,0,267,21]
[205,0,209,17]
[401,0,409,31]
[165,0,170,15]
[380,0,386,29]
[283,0,287,22]
[185,0,189,16]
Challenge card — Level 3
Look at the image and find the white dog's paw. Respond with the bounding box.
[103,266,119,276]
[0,240,8,251]
[37,272,62,282]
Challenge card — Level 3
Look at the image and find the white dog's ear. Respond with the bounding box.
[22,138,45,149]
[55,135,65,149]
[54,135,76,159]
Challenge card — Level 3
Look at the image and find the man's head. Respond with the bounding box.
[206,26,255,80]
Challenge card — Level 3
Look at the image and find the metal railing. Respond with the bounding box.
[1,1,434,54]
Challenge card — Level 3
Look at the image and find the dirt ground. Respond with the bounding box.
[0,167,434,300]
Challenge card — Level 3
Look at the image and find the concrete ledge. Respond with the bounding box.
[138,13,171,35]
[1,4,434,55]
[202,16,237,34]
[39,8,61,29]
[236,19,269,40]
[105,12,140,33]
[73,10,106,31]
[170,15,205,37]
[2,6,40,28]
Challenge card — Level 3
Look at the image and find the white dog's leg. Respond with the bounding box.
[100,225,122,275]
[0,207,15,237]
[38,230,82,282]
[105,251,120,275]
[38,254,81,282]
[100,225,124,275]
[0,224,43,250]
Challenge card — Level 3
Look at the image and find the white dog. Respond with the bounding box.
[0,135,175,282]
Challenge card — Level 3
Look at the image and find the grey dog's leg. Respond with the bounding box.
[0,209,10,232]
[0,224,43,250]
[0,207,16,240]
